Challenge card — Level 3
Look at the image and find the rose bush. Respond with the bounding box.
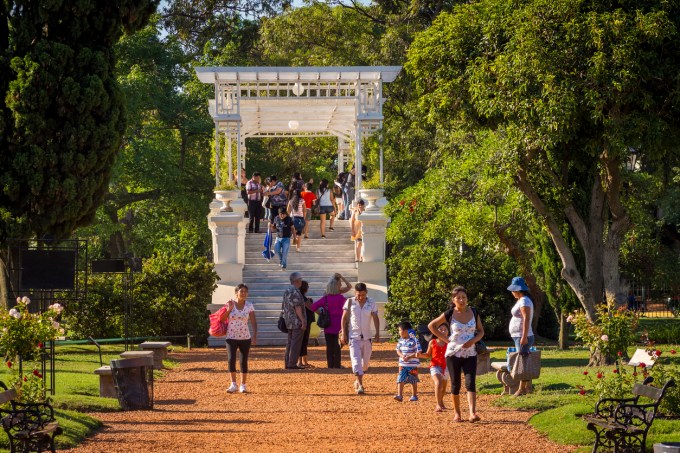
[580,348,680,416]
[0,297,64,361]
[568,301,638,365]
[0,297,64,402]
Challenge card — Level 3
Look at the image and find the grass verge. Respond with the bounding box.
[0,344,179,450]
[476,345,680,450]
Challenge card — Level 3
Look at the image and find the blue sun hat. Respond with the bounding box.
[507,276,529,292]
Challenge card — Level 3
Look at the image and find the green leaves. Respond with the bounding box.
[0,0,158,241]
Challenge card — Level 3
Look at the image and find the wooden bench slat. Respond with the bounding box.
[0,389,18,405]
[632,383,663,401]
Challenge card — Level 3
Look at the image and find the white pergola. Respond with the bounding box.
[195,66,402,190]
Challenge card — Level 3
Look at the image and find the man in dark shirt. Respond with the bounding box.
[272,207,296,270]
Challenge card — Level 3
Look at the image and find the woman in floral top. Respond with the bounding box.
[223,283,257,394]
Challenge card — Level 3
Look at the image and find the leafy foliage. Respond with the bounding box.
[384,139,521,339]
[569,302,639,364]
[0,0,158,242]
[131,252,218,342]
[64,254,217,343]
[405,0,680,321]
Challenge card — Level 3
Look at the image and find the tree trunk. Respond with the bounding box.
[525,275,544,333]
[0,254,9,310]
[558,311,568,350]
[588,348,614,367]
[516,160,632,327]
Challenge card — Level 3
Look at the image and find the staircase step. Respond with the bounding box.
[221,219,357,346]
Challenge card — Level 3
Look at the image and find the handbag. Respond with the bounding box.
[508,350,542,380]
[277,300,288,333]
[312,200,320,216]
[208,305,229,337]
[470,307,487,354]
[277,316,288,333]
[316,296,331,328]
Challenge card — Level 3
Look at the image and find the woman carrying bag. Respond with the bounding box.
[310,273,352,368]
[223,284,257,394]
[507,276,535,396]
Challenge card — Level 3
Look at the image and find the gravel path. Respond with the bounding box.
[70,343,573,452]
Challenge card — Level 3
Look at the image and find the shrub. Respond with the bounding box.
[644,348,680,417]
[569,302,639,364]
[132,252,218,343]
[63,274,126,339]
[640,320,680,345]
[579,349,680,417]
[0,297,63,361]
[0,297,63,402]
[64,252,218,344]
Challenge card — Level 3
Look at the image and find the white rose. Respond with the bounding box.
[9,309,21,319]
[21,296,30,304]
[52,321,60,329]
[566,315,574,323]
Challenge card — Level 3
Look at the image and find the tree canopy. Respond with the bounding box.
[0,0,158,242]
[406,0,680,321]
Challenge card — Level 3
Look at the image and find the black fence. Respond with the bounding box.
[626,285,679,318]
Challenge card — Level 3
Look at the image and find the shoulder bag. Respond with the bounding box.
[316,296,331,328]
[509,349,542,380]
[277,300,288,333]
[208,305,229,337]
[471,307,488,355]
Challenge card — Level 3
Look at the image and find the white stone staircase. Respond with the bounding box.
[235,219,357,346]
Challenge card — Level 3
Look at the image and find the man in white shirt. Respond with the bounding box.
[341,282,380,394]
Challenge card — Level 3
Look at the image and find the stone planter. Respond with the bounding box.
[358,188,384,212]
[214,190,240,212]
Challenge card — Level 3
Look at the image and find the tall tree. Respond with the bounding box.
[407,0,680,335]
[0,0,158,303]
[161,0,288,55]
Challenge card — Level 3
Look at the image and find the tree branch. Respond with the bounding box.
[336,0,386,25]
[109,189,162,209]
[515,167,591,313]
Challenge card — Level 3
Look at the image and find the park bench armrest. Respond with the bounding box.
[593,396,637,418]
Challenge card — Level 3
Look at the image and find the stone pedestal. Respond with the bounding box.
[357,208,389,338]
[138,341,172,370]
[94,366,116,398]
[207,198,248,347]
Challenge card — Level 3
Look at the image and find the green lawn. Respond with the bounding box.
[476,345,680,451]
[0,344,179,451]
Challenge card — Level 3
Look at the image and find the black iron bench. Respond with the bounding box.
[0,382,63,453]
[583,377,675,452]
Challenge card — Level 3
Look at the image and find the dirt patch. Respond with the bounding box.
[69,343,573,452]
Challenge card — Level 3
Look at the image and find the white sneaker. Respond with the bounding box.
[357,384,365,395]
[227,382,238,393]
[239,384,247,393]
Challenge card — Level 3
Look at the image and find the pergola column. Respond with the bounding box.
[354,122,362,200]
[338,138,349,173]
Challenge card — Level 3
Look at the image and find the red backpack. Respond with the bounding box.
[209,305,229,337]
